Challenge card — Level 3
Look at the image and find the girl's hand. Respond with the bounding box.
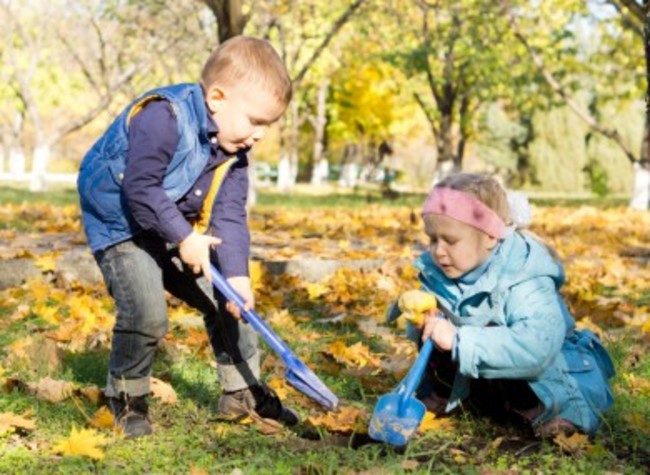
[179,231,221,282]
[422,316,457,351]
[225,276,254,320]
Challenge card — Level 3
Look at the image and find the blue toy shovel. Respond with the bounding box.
[368,339,434,446]
[209,264,339,411]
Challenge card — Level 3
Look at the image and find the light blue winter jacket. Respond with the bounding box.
[410,231,614,435]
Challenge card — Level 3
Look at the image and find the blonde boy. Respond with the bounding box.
[78,37,297,438]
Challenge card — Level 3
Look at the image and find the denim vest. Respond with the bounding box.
[78,83,212,253]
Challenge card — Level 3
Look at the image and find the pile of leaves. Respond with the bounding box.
[0,202,648,472]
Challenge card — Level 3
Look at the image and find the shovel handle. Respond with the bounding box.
[400,339,434,402]
[209,265,290,358]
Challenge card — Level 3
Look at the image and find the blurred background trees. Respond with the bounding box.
[0,0,647,208]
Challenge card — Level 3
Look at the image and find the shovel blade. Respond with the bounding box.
[368,393,426,446]
[285,357,339,410]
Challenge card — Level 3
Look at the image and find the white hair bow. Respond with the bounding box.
[506,191,532,231]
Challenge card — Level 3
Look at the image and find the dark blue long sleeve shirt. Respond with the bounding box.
[123,99,250,278]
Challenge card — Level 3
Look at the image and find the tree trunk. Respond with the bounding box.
[277,100,300,191]
[632,0,650,210]
[203,0,248,42]
[9,147,26,175]
[29,143,50,192]
[437,111,455,165]
[339,143,360,187]
[310,79,329,185]
[630,162,650,209]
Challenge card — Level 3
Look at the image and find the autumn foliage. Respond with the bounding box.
[0,202,649,463]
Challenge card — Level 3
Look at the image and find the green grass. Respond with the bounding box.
[0,185,80,207]
[0,187,648,473]
[0,182,634,210]
[1,297,648,474]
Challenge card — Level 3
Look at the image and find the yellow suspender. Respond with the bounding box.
[191,157,238,234]
[126,95,164,125]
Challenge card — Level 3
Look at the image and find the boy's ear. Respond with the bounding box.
[205,84,226,113]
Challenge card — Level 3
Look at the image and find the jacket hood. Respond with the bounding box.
[415,231,565,303]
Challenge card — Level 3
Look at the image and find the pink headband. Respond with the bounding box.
[422,187,508,238]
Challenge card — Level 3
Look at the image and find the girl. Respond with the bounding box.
[390,173,614,437]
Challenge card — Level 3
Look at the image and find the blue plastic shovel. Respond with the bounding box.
[209,264,339,411]
[368,339,434,446]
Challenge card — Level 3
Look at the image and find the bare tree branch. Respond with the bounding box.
[607,0,644,37]
[49,30,188,145]
[292,0,367,86]
[56,29,102,96]
[413,91,439,137]
[609,0,644,22]
[504,0,639,164]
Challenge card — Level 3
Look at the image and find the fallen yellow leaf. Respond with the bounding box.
[150,377,178,404]
[34,252,58,272]
[308,405,367,433]
[189,464,210,475]
[267,376,291,400]
[77,385,103,405]
[623,374,650,397]
[327,341,381,369]
[553,431,591,453]
[418,412,455,433]
[52,426,109,460]
[90,407,114,429]
[27,377,75,402]
[306,283,329,300]
[623,412,650,434]
[0,411,36,435]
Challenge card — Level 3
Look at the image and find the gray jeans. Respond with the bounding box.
[95,233,259,398]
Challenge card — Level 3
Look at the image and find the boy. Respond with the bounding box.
[78,36,298,438]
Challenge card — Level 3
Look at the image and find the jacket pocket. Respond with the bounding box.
[575,329,615,380]
[563,333,614,415]
[83,160,126,224]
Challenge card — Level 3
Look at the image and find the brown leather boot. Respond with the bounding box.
[108,393,152,438]
[218,382,300,427]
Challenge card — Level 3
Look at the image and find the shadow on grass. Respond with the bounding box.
[62,348,110,387]
[164,357,220,409]
[63,347,219,409]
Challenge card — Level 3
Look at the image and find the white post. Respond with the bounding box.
[629,161,650,211]
[276,154,292,193]
[9,147,26,174]
[29,144,51,192]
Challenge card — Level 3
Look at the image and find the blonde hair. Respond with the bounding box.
[201,36,292,106]
[424,173,560,259]
[433,173,513,225]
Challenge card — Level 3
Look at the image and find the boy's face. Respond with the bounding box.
[424,214,497,279]
[205,81,286,154]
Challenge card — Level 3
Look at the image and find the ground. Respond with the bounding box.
[0,188,648,474]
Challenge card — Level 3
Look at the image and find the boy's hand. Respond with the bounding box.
[225,276,254,320]
[179,231,221,282]
[422,316,456,351]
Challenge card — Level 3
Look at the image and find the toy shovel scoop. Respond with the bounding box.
[368,339,434,446]
[209,265,339,410]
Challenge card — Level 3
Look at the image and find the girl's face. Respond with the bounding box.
[425,214,498,278]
